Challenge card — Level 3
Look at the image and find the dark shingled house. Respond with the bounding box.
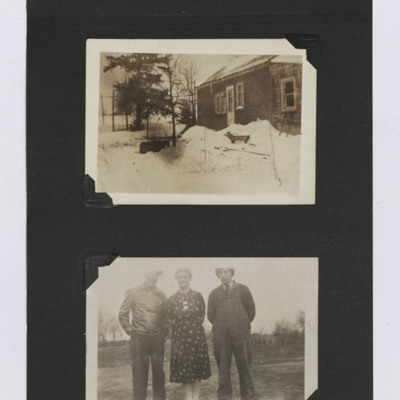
[196,55,302,134]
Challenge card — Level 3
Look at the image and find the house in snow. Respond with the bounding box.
[196,55,302,134]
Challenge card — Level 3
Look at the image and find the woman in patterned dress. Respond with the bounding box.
[167,268,211,400]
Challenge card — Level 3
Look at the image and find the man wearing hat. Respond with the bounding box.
[207,268,256,400]
[119,269,168,400]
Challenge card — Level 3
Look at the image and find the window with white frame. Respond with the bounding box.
[236,82,244,108]
[215,92,226,114]
[281,77,296,111]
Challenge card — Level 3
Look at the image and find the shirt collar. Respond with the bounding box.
[140,282,159,292]
[222,280,234,289]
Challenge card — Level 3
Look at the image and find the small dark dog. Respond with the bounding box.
[139,140,169,154]
[224,131,250,144]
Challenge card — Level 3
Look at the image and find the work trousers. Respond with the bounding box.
[130,331,166,400]
[213,324,255,400]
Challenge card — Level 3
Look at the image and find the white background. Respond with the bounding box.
[373,1,400,397]
[1,0,399,398]
[1,1,26,399]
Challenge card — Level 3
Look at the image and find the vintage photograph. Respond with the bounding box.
[86,258,318,400]
[86,40,316,204]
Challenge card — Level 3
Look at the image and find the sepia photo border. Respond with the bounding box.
[86,257,318,400]
[85,39,316,205]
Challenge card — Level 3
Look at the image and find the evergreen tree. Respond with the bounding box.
[104,53,166,131]
[143,87,169,138]
[178,99,196,126]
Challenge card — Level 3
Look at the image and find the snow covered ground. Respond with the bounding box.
[96,120,300,196]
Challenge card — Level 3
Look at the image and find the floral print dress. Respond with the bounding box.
[167,289,211,383]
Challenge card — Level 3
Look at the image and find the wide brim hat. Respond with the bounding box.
[144,268,163,277]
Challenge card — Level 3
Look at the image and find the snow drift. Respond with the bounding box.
[97,119,301,196]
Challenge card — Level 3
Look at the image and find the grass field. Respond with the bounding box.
[98,344,304,400]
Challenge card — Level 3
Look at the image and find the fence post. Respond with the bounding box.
[112,89,115,132]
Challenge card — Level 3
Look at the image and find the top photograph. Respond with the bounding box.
[86,39,316,204]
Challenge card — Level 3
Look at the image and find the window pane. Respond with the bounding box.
[216,94,226,113]
[285,81,294,94]
[286,94,295,107]
[228,90,233,111]
[237,84,243,107]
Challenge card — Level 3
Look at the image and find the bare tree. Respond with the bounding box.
[273,319,294,346]
[98,304,109,343]
[108,318,124,341]
[178,55,199,126]
[98,303,124,343]
[256,326,267,348]
[159,55,186,146]
[273,311,305,347]
[296,310,305,334]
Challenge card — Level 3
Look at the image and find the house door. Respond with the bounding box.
[226,86,235,126]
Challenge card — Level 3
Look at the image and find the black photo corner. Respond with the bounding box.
[27,1,372,399]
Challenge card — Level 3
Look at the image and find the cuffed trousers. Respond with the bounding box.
[213,325,255,400]
[130,331,166,400]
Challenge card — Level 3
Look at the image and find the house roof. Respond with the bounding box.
[201,55,275,86]
[270,55,302,64]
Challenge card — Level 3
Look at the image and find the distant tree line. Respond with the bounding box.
[104,53,199,145]
[98,304,125,346]
[98,305,305,350]
[251,310,305,348]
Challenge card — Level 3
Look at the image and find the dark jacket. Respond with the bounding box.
[119,283,167,336]
[207,281,256,326]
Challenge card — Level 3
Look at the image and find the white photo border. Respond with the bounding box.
[85,39,316,205]
[86,257,318,400]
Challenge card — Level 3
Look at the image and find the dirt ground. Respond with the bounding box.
[98,356,304,400]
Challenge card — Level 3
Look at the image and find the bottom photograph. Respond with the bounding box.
[86,258,318,400]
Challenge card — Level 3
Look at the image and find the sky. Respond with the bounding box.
[99,53,241,105]
[89,257,317,334]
